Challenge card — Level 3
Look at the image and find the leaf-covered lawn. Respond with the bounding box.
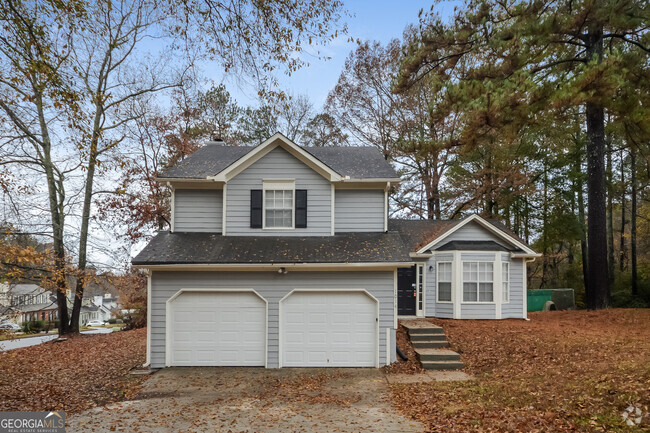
[0,328,146,414]
[390,309,650,432]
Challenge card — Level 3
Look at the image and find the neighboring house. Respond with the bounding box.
[133,133,540,369]
[79,298,113,324]
[69,275,120,324]
[0,283,59,324]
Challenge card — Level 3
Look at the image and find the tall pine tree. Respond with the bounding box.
[396,0,650,309]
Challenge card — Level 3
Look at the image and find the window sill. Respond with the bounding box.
[461,301,496,305]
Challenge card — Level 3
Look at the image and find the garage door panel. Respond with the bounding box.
[281,291,377,367]
[170,291,266,366]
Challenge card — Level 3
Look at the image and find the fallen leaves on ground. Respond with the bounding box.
[390,309,650,432]
[383,324,425,375]
[0,328,147,414]
[257,371,362,407]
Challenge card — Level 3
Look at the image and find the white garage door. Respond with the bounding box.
[169,291,266,366]
[281,291,377,367]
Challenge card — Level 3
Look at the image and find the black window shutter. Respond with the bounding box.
[295,189,307,228]
[250,189,262,228]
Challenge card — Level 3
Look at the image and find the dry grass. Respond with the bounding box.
[390,309,650,432]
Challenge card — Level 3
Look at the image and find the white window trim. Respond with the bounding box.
[502,261,510,304]
[436,261,453,303]
[416,263,425,316]
[262,180,295,230]
[461,260,496,304]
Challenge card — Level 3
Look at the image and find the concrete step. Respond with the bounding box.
[412,341,449,349]
[409,334,448,342]
[421,360,465,371]
[406,327,444,335]
[416,349,461,362]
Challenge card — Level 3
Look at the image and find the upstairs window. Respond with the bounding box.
[263,181,294,229]
[463,262,493,302]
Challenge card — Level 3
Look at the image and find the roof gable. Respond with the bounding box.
[212,133,342,182]
[389,215,537,256]
[415,215,537,255]
[157,133,400,181]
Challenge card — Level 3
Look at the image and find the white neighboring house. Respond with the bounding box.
[79,296,115,324]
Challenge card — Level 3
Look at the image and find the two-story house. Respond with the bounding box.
[0,283,59,324]
[133,133,539,369]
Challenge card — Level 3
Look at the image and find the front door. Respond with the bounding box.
[397,265,417,315]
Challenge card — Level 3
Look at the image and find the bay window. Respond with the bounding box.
[462,262,493,302]
[437,262,452,302]
[502,262,509,302]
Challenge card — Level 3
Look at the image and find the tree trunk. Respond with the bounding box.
[575,135,589,296]
[606,134,615,284]
[69,107,102,333]
[630,146,638,297]
[584,25,609,309]
[619,150,626,272]
[35,95,70,335]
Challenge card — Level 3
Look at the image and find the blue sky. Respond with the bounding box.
[217,0,458,109]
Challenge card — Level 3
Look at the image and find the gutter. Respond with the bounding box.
[132,261,415,271]
[510,253,543,261]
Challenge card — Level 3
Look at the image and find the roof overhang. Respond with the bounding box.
[409,252,433,259]
[416,214,538,255]
[133,262,414,271]
[510,253,543,259]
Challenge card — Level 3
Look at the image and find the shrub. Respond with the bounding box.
[107,318,117,324]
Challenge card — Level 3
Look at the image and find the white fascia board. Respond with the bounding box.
[133,262,415,271]
[510,253,542,259]
[335,178,402,183]
[410,252,433,259]
[416,214,538,256]
[155,177,217,183]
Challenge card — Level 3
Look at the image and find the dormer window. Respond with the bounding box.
[263,181,295,229]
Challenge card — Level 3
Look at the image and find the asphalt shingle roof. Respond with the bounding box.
[159,142,399,180]
[388,218,530,252]
[132,231,412,265]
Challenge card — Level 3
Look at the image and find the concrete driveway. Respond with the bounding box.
[68,367,423,433]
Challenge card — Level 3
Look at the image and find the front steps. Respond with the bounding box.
[402,321,465,371]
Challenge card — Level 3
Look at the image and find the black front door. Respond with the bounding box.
[397,265,417,315]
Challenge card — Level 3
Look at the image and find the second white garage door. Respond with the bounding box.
[169,291,266,366]
[280,291,378,367]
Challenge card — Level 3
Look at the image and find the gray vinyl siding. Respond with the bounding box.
[226,147,331,236]
[425,253,454,318]
[174,189,222,232]
[150,270,396,369]
[460,303,496,319]
[441,221,511,249]
[461,252,496,261]
[502,258,525,318]
[334,189,384,232]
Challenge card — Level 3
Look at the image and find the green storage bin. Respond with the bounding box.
[527,289,553,312]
